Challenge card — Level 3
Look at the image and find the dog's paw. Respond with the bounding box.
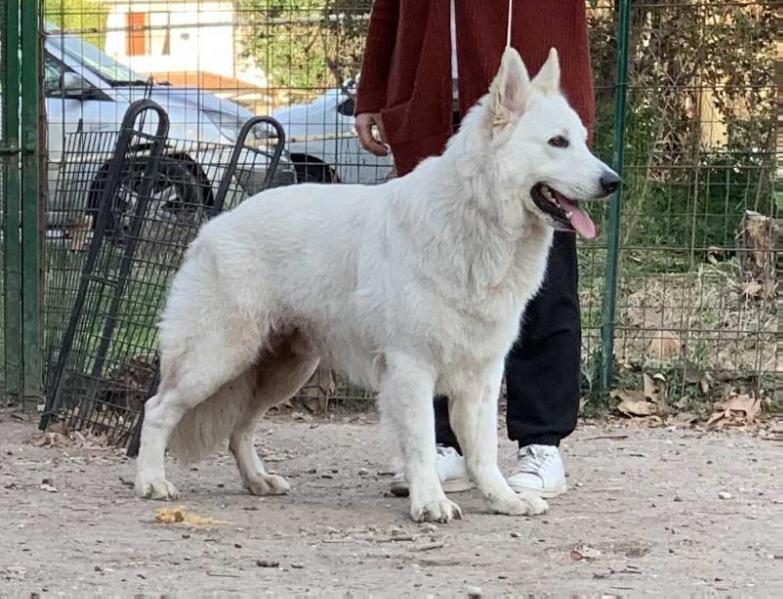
[491,492,548,516]
[410,497,463,523]
[246,474,290,496]
[136,477,179,501]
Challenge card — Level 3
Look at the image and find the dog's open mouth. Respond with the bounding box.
[531,183,597,240]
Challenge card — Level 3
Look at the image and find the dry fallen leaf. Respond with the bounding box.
[570,544,601,561]
[69,214,93,251]
[722,394,762,420]
[707,393,764,428]
[619,398,659,417]
[30,431,70,448]
[612,388,660,417]
[739,280,763,300]
[40,478,58,493]
[699,372,713,395]
[671,412,699,426]
[644,373,668,413]
[675,396,690,410]
[154,506,226,527]
[646,331,682,362]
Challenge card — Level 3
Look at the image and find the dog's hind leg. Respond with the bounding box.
[448,360,548,517]
[378,352,461,523]
[135,322,263,500]
[229,334,319,496]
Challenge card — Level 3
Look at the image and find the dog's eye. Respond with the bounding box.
[548,136,569,148]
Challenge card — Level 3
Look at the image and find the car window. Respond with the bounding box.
[337,96,355,117]
[50,34,143,85]
[44,53,67,95]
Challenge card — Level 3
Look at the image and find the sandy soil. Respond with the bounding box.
[1,411,781,596]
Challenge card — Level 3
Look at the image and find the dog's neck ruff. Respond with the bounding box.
[397,105,553,299]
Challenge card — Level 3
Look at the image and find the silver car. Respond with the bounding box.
[44,30,297,229]
[271,82,394,185]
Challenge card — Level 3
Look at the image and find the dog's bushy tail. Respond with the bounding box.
[167,370,253,463]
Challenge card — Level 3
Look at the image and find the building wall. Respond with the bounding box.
[104,1,265,87]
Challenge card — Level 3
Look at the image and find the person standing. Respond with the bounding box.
[354,0,595,498]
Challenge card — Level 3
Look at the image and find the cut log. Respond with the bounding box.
[737,210,778,300]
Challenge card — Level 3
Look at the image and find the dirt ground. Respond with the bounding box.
[1,410,781,596]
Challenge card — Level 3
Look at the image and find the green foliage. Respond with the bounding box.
[588,1,776,257]
[43,0,109,47]
[237,0,372,93]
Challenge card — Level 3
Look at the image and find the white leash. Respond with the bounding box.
[506,0,513,48]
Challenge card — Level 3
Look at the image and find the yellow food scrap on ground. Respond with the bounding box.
[154,506,226,526]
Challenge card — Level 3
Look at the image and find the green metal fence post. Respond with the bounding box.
[2,0,22,402]
[598,0,632,394]
[20,0,43,408]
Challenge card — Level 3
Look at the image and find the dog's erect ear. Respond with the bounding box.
[532,48,561,93]
[489,47,530,126]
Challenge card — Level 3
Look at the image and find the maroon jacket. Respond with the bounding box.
[356,1,596,176]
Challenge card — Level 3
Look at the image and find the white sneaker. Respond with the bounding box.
[507,444,567,498]
[389,445,474,497]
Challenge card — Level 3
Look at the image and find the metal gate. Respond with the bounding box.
[40,98,286,447]
[1,0,43,409]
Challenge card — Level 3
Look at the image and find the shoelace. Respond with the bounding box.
[436,445,458,458]
[518,446,556,472]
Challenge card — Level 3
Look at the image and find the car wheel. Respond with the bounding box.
[293,160,334,184]
[87,157,207,241]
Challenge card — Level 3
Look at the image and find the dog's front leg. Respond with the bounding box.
[378,353,462,523]
[450,360,548,516]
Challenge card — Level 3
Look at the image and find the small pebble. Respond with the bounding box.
[467,585,482,598]
[673,496,683,502]
[421,523,438,534]
[510,531,521,538]
[256,559,280,568]
[291,563,305,569]
[358,468,370,476]
[718,491,732,500]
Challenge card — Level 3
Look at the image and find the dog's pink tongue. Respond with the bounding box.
[558,197,597,240]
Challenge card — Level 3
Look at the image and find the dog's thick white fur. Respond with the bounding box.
[135,48,617,522]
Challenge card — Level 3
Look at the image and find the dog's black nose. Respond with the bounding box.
[600,172,621,195]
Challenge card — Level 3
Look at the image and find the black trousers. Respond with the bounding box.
[435,113,581,449]
[435,232,581,449]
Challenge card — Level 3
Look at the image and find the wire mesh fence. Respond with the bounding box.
[1,0,776,429]
[0,0,5,399]
[41,99,289,444]
[604,1,777,409]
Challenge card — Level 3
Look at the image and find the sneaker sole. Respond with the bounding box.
[390,478,474,498]
[442,478,474,494]
[508,482,567,499]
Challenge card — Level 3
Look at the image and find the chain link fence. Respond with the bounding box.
[604,1,777,412]
[0,0,6,399]
[0,1,777,428]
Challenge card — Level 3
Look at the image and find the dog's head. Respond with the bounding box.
[483,47,619,239]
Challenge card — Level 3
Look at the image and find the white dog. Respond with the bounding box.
[135,47,619,523]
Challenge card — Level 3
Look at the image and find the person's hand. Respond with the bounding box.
[355,112,389,156]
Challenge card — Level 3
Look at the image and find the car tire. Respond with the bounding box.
[293,160,334,184]
[87,157,207,240]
